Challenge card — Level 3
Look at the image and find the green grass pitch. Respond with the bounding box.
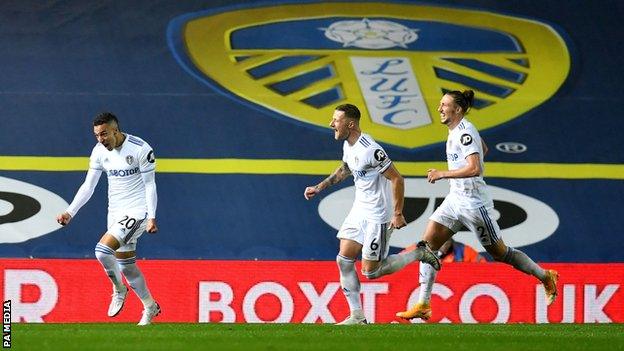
[11,323,624,351]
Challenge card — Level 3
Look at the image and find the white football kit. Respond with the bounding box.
[430,118,501,247]
[67,134,157,252]
[337,133,394,261]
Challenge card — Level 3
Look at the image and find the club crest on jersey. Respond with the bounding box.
[460,134,473,146]
[126,155,134,165]
[168,3,570,149]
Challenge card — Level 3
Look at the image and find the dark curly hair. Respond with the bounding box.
[445,90,474,114]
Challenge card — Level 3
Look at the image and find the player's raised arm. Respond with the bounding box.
[427,154,481,184]
[427,153,481,183]
[57,168,102,225]
[304,162,351,200]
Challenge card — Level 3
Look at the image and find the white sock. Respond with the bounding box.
[118,257,155,308]
[336,255,361,312]
[503,247,546,280]
[418,261,437,304]
[94,243,125,292]
[361,246,426,279]
[378,252,417,276]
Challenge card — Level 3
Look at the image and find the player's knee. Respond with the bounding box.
[336,254,355,270]
[94,243,115,261]
[490,246,512,262]
[117,257,137,275]
[491,254,505,262]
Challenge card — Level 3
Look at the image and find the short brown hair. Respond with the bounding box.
[335,104,361,120]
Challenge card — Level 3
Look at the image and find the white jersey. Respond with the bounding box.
[342,133,393,223]
[445,118,492,208]
[89,134,155,216]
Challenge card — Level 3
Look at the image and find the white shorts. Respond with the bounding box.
[107,212,148,252]
[430,196,501,247]
[337,216,393,261]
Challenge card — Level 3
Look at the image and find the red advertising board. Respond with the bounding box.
[1,259,622,323]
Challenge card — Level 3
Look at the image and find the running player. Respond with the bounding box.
[304,104,440,325]
[396,90,558,321]
[56,112,161,326]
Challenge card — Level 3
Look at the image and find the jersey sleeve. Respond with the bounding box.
[66,168,102,217]
[457,129,480,159]
[138,142,156,173]
[138,142,157,218]
[367,145,392,173]
[141,170,157,219]
[88,145,103,171]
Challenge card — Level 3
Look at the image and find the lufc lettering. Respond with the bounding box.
[362,59,414,126]
[108,167,140,177]
[351,57,431,129]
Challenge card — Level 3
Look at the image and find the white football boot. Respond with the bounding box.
[137,302,161,326]
[107,287,128,317]
[335,310,367,325]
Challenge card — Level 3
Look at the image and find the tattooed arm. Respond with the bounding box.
[303,162,351,200]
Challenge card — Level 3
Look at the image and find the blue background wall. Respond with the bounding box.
[0,1,622,262]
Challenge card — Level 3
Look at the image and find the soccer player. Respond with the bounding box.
[56,112,161,326]
[396,90,558,321]
[304,103,440,325]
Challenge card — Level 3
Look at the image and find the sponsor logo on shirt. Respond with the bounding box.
[108,167,140,177]
[374,149,387,162]
[147,150,156,164]
[460,134,473,146]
